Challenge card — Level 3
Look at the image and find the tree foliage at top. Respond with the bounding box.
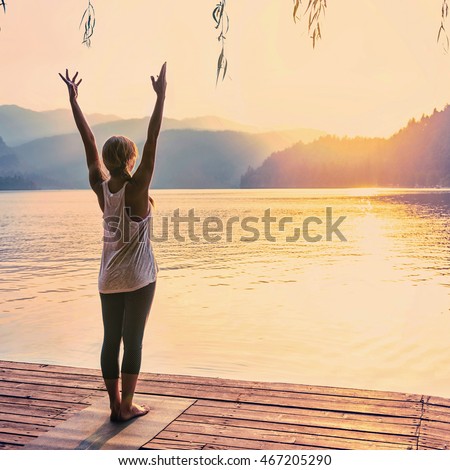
[1,1,449,81]
[79,1,95,48]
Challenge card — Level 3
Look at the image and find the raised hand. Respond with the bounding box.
[151,62,167,98]
[59,69,83,102]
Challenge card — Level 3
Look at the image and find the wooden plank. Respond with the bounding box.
[15,382,104,398]
[135,380,422,408]
[0,367,420,410]
[0,412,60,427]
[202,443,260,450]
[0,362,426,414]
[0,443,22,450]
[0,402,69,419]
[0,395,89,411]
[0,420,53,433]
[422,407,450,423]
[420,420,450,432]
[176,413,417,446]
[0,423,52,437]
[194,399,420,426]
[156,430,326,450]
[0,360,422,401]
[140,374,420,402]
[0,377,102,395]
[0,432,34,446]
[426,396,450,407]
[419,423,450,440]
[0,385,102,403]
[0,369,103,389]
[0,369,103,386]
[0,397,88,418]
[0,399,71,414]
[0,385,97,404]
[420,434,450,447]
[125,382,424,416]
[171,393,421,417]
[1,360,446,452]
[0,374,422,417]
[163,420,412,450]
[0,368,104,385]
[418,436,450,450]
[0,361,100,377]
[142,439,205,450]
[183,404,418,436]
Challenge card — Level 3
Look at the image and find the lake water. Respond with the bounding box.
[1,188,450,398]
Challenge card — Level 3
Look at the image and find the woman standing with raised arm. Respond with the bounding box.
[59,62,167,422]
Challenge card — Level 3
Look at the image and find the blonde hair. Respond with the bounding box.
[102,135,155,207]
[102,135,137,181]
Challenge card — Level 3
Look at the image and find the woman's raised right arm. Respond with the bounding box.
[133,62,167,190]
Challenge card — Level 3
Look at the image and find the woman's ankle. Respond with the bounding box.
[120,397,133,411]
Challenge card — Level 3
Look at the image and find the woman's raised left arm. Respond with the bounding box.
[59,69,105,190]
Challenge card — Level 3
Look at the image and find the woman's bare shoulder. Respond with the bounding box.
[127,176,149,195]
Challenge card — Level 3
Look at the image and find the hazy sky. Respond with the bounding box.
[1,0,450,137]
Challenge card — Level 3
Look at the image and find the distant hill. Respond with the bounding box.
[163,115,261,133]
[77,115,326,148]
[0,136,21,173]
[11,126,321,189]
[0,105,329,189]
[0,104,327,147]
[0,137,37,189]
[0,174,37,190]
[0,105,121,146]
[8,103,450,191]
[152,129,307,189]
[241,106,450,188]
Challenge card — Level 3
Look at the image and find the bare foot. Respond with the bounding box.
[110,402,121,422]
[118,403,150,422]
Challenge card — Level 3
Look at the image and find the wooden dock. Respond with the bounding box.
[1,360,450,450]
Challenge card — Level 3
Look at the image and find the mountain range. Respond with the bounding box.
[241,106,450,188]
[0,105,326,190]
[3,104,450,191]
[0,105,121,147]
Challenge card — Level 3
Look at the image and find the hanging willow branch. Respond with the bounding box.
[80,0,96,47]
[212,1,229,85]
[0,1,5,32]
[438,0,449,52]
[293,0,328,48]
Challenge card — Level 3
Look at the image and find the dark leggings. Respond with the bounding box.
[99,281,156,379]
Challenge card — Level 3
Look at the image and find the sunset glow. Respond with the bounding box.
[0,1,449,137]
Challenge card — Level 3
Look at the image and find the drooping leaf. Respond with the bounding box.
[212,6,221,27]
[80,1,96,48]
[79,9,88,28]
[293,0,300,23]
[292,0,327,48]
[213,1,230,85]
[216,47,224,85]
[223,57,228,81]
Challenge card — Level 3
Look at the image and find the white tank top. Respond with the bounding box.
[98,179,159,293]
